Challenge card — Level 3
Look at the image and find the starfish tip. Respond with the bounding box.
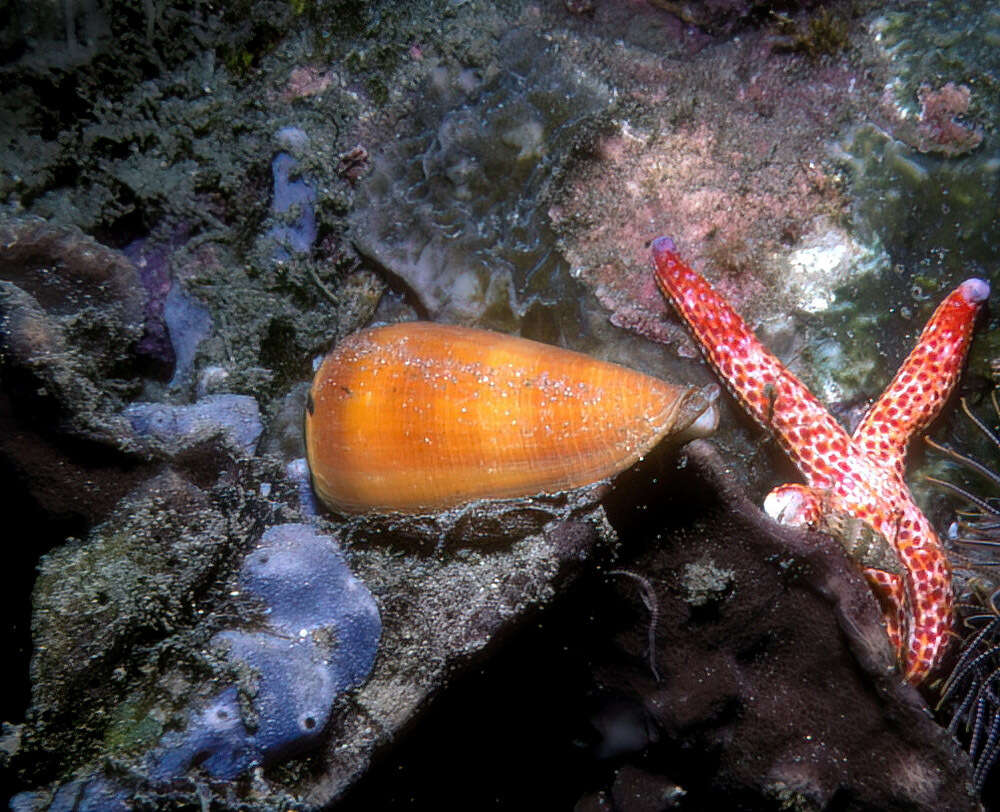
[651,236,677,258]
[959,277,990,304]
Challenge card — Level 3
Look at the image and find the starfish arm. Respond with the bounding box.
[889,505,954,683]
[652,237,853,491]
[853,278,989,479]
[864,566,907,664]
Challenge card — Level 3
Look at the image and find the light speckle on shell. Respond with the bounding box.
[304,322,718,514]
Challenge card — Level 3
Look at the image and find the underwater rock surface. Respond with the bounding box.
[28,470,228,718]
[13,459,387,808]
[16,525,370,806]
[13,480,618,810]
[329,440,980,810]
[546,21,870,343]
[578,441,978,810]
[0,218,154,534]
[0,218,144,442]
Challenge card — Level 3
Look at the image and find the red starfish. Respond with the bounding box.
[651,236,989,684]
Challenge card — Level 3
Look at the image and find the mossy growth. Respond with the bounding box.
[289,0,368,36]
[771,7,851,58]
[103,696,163,754]
[967,325,1000,383]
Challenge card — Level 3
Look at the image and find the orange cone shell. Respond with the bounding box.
[305,322,717,514]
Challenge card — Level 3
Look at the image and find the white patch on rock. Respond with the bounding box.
[772,222,888,316]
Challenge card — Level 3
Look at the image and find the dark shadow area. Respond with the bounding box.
[332,566,619,810]
[0,453,87,724]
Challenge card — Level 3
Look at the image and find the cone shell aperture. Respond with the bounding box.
[305,322,718,514]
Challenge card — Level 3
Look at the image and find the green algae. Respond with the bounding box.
[103,698,163,754]
[841,124,998,274]
[839,2,999,288]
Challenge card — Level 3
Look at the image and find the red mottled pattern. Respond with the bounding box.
[652,237,988,684]
[854,278,992,480]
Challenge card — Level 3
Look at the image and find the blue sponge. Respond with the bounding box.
[149,523,381,780]
[12,776,130,812]
[123,394,264,455]
[268,143,317,260]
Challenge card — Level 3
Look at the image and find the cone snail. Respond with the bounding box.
[305,322,719,514]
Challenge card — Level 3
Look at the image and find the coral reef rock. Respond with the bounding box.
[588,440,977,809]
[0,218,149,527]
